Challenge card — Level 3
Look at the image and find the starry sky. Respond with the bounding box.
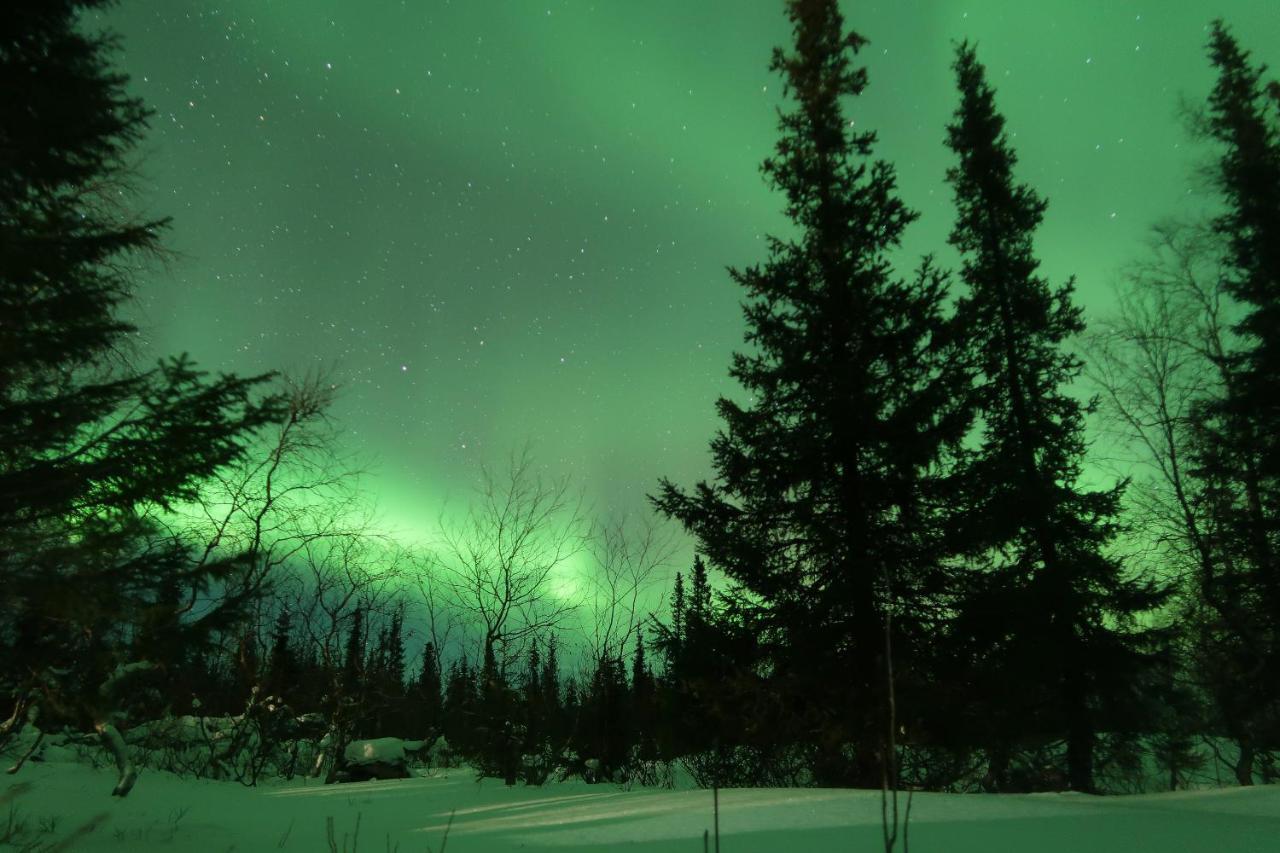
[100,1,1278,589]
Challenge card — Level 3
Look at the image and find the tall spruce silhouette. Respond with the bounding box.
[415,641,444,736]
[0,0,284,796]
[651,0,968,786]
[944,43,1170,793]
[1185,21,1280,783]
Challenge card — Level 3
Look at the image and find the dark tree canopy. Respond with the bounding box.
[944,42,1171,794]
[0,0,285,796]
[651,0,969,786]
[1182,21,1280,782]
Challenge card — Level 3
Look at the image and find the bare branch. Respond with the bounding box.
[582,514,678,665]
[433,443,587,664]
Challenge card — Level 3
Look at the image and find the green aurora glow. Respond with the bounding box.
[102,1,1278,589]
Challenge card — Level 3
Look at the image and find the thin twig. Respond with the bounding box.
[713,785,720,853]
[438,809,455,853]
[45,812,109,852]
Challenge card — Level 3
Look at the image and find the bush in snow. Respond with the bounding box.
[334,736,437,783]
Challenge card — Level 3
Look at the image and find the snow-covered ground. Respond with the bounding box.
[1,759,1276,852]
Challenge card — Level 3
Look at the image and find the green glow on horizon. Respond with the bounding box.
[103,1,1279,598]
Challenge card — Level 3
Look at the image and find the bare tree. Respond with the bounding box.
[175,372,367,613]
[414,552,463,681]
[286,533,408,781]
[1087,221,1247,615]
[1,374,367,797]
[581,514,678,666]
[1088,221,1235,571]
[1086,219,1270,784]
[147,371,382,711]
[880,567,912,853]
[433,444,588,665]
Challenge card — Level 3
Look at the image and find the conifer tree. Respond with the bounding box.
[474,636,513,770]
[689,556,711,617]
[650,0,967,785]
[631,630,657,759]
[944,43,1171,792]
[443,655,476,753]
[562,674,581,750]
[294,644,324,714]
[0,0,285,796]
[540,634,563,746]
[415,641,443,735]
[385,611,405,689]
[342,607,365,695]
[668,572,686,658]
[541,634,561,711]
[652,571,691,760]
[368,624,389,688]
[133,573,189,711]
[479,636,504,721]
[523,638,543,745]
[235,624,261,697]
[631,630,651,693]
[581,655,628,778]
[1183,21,1280,782]
[525,638,542,697]
[367,609,406,733]
[267,606,297,697]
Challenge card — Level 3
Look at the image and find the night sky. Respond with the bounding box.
[100,1,1278,589]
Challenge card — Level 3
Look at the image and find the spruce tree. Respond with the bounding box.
[581,655,628,778]
[669,572,685,655]
[385,610,405,690]
[0,0,285,796]
[416,641,443,735]
[650,0,967,785]
[1184,21,1280,782]
[523,639,543,744]
[525,638,542,697]
[368,609,406,733]
[267,606,297,698]
[944,43,1171,792]
[562,674,581,751]
[541,634,560,710]
[689,556,711,617]
[540,634,563,746]
[133,573,188,711]
[342,607,365,696]
[235,625,261,700]
[631,630,657,760]
[443,655,476,753]
[652,571,690,760]
[475,636,512,770]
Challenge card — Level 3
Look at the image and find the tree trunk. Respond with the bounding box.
[982,744,1010,792]
[1064,665,1094,793]
[1066,725,1094,793]
[95,719,138,797]
[1235,735,1255,786]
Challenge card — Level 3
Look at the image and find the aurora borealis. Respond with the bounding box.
[100,1,1278,579]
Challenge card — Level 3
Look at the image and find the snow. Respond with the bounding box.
[343,737,425,767]
[1,757,1276,851]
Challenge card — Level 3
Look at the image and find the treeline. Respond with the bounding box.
[2,0,1279,798]
[139,548,729,788]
